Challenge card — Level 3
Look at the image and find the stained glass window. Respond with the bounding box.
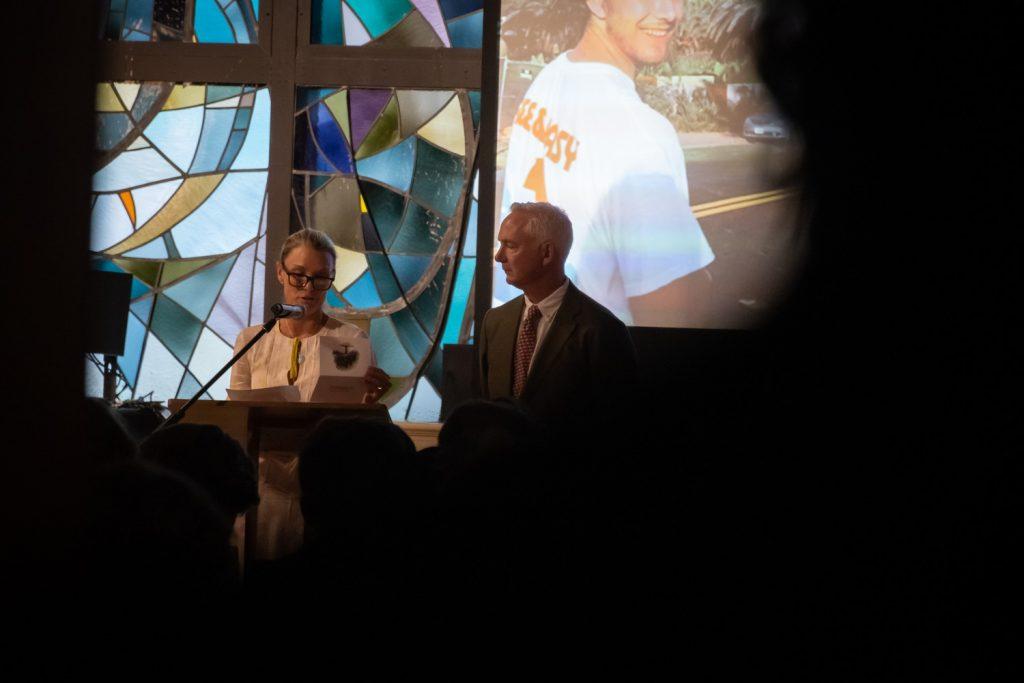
[293,86,478,420]
[99,0,260,43]
[88,81,270,403]
[311,0,483,48]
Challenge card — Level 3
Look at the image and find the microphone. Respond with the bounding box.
[271,303,305,319]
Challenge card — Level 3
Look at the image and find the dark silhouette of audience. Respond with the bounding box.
[139,423,259,521]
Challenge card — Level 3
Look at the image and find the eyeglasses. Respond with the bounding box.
[284,270,334,291]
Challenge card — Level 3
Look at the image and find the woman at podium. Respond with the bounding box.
[228,228,391,559]
[229,228,391,404]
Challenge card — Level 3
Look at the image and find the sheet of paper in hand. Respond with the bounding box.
[309,335,372,403]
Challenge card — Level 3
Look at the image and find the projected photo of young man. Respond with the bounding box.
[500,0,715,327]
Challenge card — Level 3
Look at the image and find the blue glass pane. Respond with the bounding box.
[144,107,204,171]
[355,135,415,192]
[118,311,148,387]
[346,0,413,38]
[369,316,415,376]
[189,108,236,173]
[131,83,168,122]
[150,294,203,365]
[195,0,235,43]
[218,129,247,170]
[342,270,383,308]
[312,0,343,45]
[446,10,482,48]
[125,0,154,37]
[468,90,481,131]
[389,254,431,291]
[294,112,338,173]
[360,181,406,247]
[131,277,151,299]
[310,102,354,173]
[390,201,445,255]
[97,113,134,151]
[177,371,202,399]
[163,256,237,320]
[232,88,270,169]
[409,257,449,333]
[463,198,477,256]
[410,138,464,217]
[130,296,155,325]
[441,256,473,345]
[233,107,253,129]
[391,306,431,361]
[367,253,403,302]
[297,87,339,111]
[439,0,482,20]
[207,85,242,103]
[224,2,253,42]
[326,288,344,307]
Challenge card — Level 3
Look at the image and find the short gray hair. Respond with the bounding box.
[509,202,573,262]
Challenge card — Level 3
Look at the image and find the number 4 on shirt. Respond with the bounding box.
[524,157,547,202]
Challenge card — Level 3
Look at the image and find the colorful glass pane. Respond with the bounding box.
[311,0,482,47]
[98,0,258,43]
[89,82,269,404]
[293,87,480,420]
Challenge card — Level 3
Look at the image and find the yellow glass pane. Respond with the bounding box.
[96,83,125,112]
[106,174,226,255]
[164,84,207,110]
[416,96,465,157]
[333,246,368,291]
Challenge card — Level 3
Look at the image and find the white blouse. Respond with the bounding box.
[229,316,374,402]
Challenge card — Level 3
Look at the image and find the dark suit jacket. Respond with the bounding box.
[478,282,638,425]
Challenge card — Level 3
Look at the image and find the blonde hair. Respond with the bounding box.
[279,229,336,266]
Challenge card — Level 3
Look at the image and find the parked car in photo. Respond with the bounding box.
[743,112,790,141]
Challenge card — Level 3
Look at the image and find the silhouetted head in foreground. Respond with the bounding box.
[298,417,421,546]
[139,423,258,520]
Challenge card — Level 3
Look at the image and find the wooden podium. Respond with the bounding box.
[166,399,391,571]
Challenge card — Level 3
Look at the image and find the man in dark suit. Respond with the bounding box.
[478,202,637,430]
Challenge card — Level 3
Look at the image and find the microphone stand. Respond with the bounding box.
[156,316,279,431]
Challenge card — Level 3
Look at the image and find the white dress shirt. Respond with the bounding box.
[521,278,569,374]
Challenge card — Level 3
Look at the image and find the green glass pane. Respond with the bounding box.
[309,176,363,251]
[113,258,161,287]
[390,305,431,361]
[346,0,413,38]
[369,316,415,376]
[409,256,450,334]
[355,96,401,160]
[367,253,403,303]
[150,294,204,365]
[390,201,445,254]
[162,255,237,321]
[410,138,464,217]
[324,90,351,141]
[160,257,216,286]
